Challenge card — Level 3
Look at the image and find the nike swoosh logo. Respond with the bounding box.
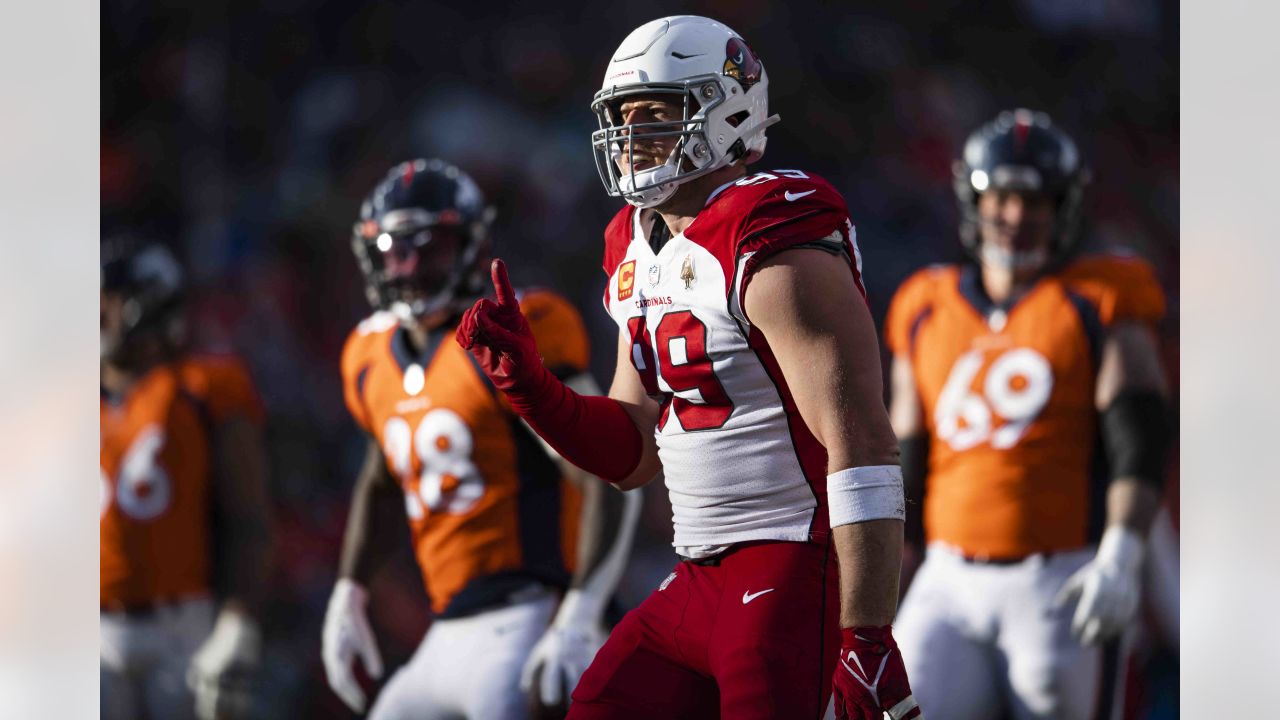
[742,588,775,604]
[784,189,816,202]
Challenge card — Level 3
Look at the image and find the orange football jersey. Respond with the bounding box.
[100,354,264,607]
[340,289,589,617]
[886,254,1165,559]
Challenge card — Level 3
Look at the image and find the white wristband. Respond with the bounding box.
[827,465,905,528]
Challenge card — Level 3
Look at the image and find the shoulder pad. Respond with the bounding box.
[355,310,400,337]
[1060,252,1165,326]
[884,265,961,354]
[700,170,848,249]
[520,288,589,374]
[179,352,263,423]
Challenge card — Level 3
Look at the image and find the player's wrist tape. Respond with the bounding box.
[827,465,905,528]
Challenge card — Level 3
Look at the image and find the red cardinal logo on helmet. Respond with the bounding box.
[723,38,761,91]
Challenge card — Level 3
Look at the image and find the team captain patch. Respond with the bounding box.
[618,260,636,300]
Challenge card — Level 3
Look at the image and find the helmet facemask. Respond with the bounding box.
[592,78,734,208]
[953,109,1090,275]
[351,209,491,327]
[591,19,779,209]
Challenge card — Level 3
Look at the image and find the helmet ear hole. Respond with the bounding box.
[725,110,749,128]
[727,138,747,162]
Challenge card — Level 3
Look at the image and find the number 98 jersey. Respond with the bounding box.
[341,290,589,617]
[602,170,863,554]
[885,254,1166,559]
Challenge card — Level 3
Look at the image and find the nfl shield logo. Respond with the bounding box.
[648,264,661,287]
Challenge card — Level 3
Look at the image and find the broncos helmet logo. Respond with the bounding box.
[723,37,762,91]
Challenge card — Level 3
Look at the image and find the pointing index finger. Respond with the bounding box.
[491,258,518,309]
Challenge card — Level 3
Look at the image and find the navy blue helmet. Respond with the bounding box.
[100,238,186,361]
[352,159,495,323]
[953,109,1090,257]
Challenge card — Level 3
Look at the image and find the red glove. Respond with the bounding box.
[455,259,544,400]
[456,259,643,483]
[832,626,921,720]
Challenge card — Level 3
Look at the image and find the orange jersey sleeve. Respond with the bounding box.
[341,312,399,433]
[180,353,265,424]
[884,266,953,356]
[520,289,590,376]
[1060,252,1166,327]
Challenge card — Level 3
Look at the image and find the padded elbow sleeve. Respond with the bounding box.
[898,434,929,546]
[1100,389,1171,489]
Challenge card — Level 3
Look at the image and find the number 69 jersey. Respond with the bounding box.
[341,290,588,617]
[885,254,1166,560]
[603,170,863,553]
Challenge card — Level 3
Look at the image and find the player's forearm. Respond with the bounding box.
[833,519,903,627]
[826,426,906,627]
[213,419,275,613]
[1105,477,1161,536]
[217,510,274,613]
[504,363,648,484]
[558,468,642,627]
[337,473,403,585]
[569,471,620,586]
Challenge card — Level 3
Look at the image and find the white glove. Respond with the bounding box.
[520,589,609,708]
[322,579,384,713]
[1054,525,1145,645]
[187,607,262,720]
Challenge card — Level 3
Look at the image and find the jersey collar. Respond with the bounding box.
[389,325,449,376]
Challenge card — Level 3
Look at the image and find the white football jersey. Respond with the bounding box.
[601,170,864,555]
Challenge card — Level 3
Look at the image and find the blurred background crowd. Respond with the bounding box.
[102,0,1179,716]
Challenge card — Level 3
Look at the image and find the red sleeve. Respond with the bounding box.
[730,172,862,316]
[601,205,635,276]
[736,174,851,263]
[601,205,636,315]
[1061,253,1166,327]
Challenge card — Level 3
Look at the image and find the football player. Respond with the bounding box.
[100,240,273,720]
[457,16,920,720]
[885,110,1171,719]
[322,159,641,720]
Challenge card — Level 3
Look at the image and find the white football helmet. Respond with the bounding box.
[591,15,780,208]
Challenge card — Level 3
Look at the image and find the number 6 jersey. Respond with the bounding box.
[341,290,589,617]
[100,354,264,608]
[602,170,863,555]
[885,254,1166,559]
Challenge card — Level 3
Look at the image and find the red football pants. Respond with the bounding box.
[569,540,840,720]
